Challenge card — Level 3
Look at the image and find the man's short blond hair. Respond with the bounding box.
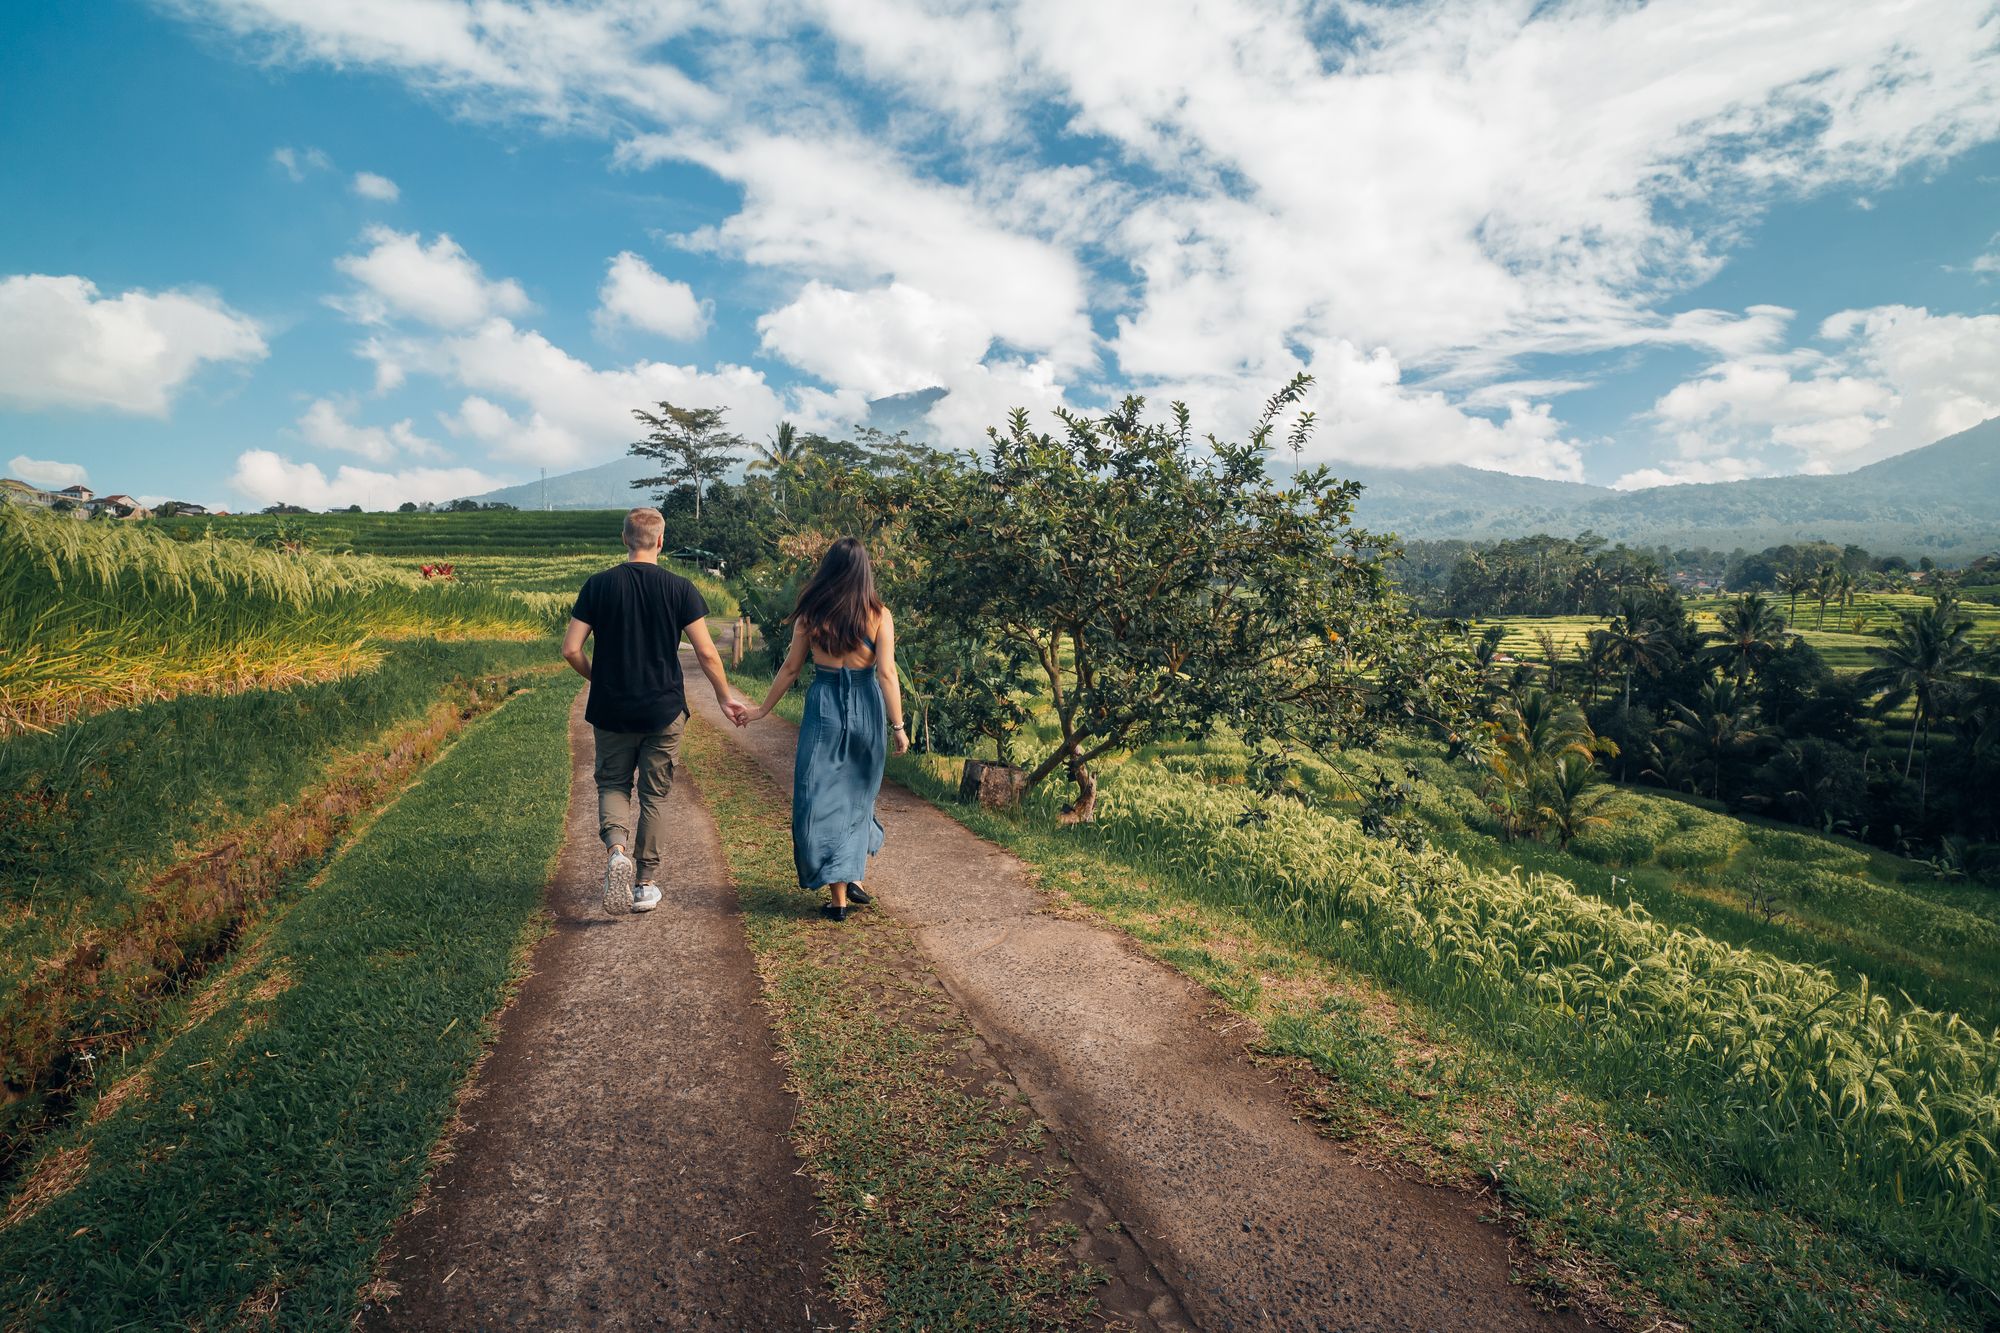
[622,507,665,552]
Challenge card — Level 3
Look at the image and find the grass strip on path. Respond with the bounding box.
[883,753,1987,1333]
[684,716,1114,1332]
[0,674,581,1330]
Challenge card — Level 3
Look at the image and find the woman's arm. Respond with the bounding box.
[876,607,909,755]
[751,622,810,720]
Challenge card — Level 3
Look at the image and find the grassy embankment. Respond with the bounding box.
[0,675,580,1327]
[685,716,1120,1331]
[871,735,1996,1332]
[732,654,1999,1325]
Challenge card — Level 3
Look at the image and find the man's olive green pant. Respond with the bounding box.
[592,716,685,885]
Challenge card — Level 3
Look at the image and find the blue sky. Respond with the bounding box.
[2,0,1998,511]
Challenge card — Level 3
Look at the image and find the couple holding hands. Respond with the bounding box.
[562,509,905,922]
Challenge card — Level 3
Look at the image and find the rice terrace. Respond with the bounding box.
[6,3,2000,1330]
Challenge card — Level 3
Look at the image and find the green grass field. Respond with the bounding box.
[0,675,580,1327]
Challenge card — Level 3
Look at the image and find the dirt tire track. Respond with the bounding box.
[690,674,1595,1333]
[363,688,833,1331]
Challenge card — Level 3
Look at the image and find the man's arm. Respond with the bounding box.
[684,617,748,724]
[561,617,593,681]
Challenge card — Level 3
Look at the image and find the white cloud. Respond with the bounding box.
[364,317,856,470]
[333,226,529,329]
[0,274,267,415]
[272,144,330,181]
[758,281,990,400]
[178,0,2000,478]
[230,449,506,510]
[1638,304,2000,482]
[593,251,708,340]
[351,170,400,201]
[644,131,1096,371]
[297,397,444,462]
[7,455,89,488]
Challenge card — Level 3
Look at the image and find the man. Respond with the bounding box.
[562,507,748,914]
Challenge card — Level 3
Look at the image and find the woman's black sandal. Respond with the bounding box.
[846,886,872,906]
[820,902,852,922]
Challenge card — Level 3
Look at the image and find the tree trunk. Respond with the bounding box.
[1058,761,1098,824]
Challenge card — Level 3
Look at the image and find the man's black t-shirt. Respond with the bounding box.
[571,562,710,733]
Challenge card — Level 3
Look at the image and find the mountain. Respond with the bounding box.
[465,397,2000,560]
[1348,417,2000,559]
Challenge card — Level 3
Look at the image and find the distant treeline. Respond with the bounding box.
[1397,533,1989,618]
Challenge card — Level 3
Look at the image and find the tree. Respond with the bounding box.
[261,502,309,515]
[1704,591,1787,683]
[874,376,1471,820]
[629,401,745,527]
[1591,593,1670,714]
[1661,674,1765,802]
[1536,754,1615,851]
[1859,593,1976,817]
[397,500,418,513]
[1480,688,1613,842]
[748,419,813,510]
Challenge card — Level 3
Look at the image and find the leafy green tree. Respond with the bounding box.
[747,420,812,511]
[1860,593,1977,814]
[1704,591,1787,683]
[629,401,745,527]
[1479,688,1612,842]
[1661,675,1766,802]
[1591,593,1671,714]
[1536,754,1615,851]
[874,377,1471,820]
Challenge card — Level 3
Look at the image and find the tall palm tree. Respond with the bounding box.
[1535,754,1614,851]
[1704,591,1787,684]
[1859,595,1976,815]
[1482,689,1613,841]
[1590,594,1668,714]
[747,420,812,508]
[1663,674,1765,802]
[1777,566,1812,622]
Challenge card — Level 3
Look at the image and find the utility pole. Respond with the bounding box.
[540,467,547,512]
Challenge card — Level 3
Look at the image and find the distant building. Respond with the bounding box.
[2,478,57,508]
[58,484,95,503]
[88,494,152,520]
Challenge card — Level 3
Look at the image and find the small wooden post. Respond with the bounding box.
[731,615,747,668]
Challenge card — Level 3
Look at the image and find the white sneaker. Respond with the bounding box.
[632,882,663,913]
[603,850,636,915]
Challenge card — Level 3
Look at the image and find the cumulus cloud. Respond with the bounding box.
[333,226,530,329]
[8,455,89,488]
[351,170,400,201]
[364,317,857,469]
[0,274,267,414]
[1625,305,2000,486]
[230,449,507,510]
[758,281,990,400]
[593,251,708,340]
[297,397,443,462]
[181,0,2000,478]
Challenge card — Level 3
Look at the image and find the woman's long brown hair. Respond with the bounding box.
[791,536,883,657]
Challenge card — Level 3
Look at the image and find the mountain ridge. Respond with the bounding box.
[464,407,2000,560]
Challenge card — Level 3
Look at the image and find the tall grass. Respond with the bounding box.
[1,506,558,731]
[1068,763,2000,1293]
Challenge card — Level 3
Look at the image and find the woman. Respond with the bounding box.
[745,537,909,920]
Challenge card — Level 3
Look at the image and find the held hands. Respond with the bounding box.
[720,695,751,727]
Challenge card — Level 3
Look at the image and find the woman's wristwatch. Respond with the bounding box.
[890,721,907,733]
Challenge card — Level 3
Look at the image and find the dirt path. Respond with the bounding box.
[692,679,1594,1333]
[363,689,833,1331]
